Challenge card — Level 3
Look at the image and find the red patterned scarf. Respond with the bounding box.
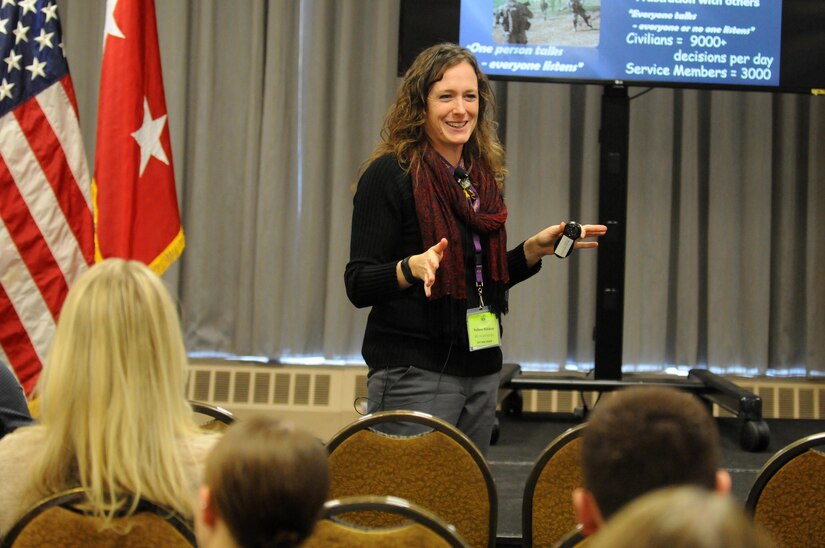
[410,143,509,304]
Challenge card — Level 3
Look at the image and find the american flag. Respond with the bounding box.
[0,0,93,393]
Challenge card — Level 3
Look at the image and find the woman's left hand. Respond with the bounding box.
[524,221,608,267]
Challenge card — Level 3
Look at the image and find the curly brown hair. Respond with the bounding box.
[361,42,507,188]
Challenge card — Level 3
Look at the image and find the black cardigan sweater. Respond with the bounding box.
[344,154,541,377]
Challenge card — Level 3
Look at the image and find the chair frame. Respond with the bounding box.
[319,495,469,547]
[744,431,825,514]
[325,410,498,548]
[521,422,587,548]
[188,400,236,425]
[555,526,586,548]
[0,487,195,548]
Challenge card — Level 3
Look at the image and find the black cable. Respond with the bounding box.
[577,367,598,417]
[629,87,655,100]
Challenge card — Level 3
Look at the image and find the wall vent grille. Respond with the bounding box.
[214,371,230,402]
[253,372,270,404]
[518,382,825,419]
[187,364,353,403]
[294,374,311,405]
[234,372,251,403]
[274,373,291,404]
[186,362,825,439]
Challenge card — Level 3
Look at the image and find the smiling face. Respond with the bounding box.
[424,61,479,166]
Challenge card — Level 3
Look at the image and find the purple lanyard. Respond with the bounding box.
[443,159,486,306]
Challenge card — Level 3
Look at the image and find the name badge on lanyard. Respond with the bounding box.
[467,306,501,351]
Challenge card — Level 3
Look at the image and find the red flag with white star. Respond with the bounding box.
[93,0,183,273]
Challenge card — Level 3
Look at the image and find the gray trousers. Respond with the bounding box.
[367,365,499,456]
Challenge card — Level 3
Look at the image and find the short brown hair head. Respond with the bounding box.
[581,387,721,519]
[205,414,330,547]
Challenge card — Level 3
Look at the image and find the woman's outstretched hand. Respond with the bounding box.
[524,222,608,267]
[406,238,448,297]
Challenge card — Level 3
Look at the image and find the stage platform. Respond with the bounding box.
[488,412,825,546]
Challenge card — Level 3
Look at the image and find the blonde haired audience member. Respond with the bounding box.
[195,414,330,548]
[0,259,218,537]
[588,486,775,548]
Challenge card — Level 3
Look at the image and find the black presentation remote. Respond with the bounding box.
[554,222,581,259]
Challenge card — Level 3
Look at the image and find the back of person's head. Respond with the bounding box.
[198,414,330,548]
[31,258,201,519]
[588,486,775,548]
[580,386,725,521]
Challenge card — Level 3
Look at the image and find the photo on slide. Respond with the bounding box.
[492,0,601,47]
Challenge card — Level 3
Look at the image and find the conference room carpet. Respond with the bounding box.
[488,411,825,546]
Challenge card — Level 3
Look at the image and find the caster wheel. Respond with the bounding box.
[740,419,770,452]
[491,417,501,445]
[502,390,524,416]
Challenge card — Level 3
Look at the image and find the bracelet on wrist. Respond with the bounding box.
[400,256,418,284]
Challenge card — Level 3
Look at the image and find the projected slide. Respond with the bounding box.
[461,0,781,87]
